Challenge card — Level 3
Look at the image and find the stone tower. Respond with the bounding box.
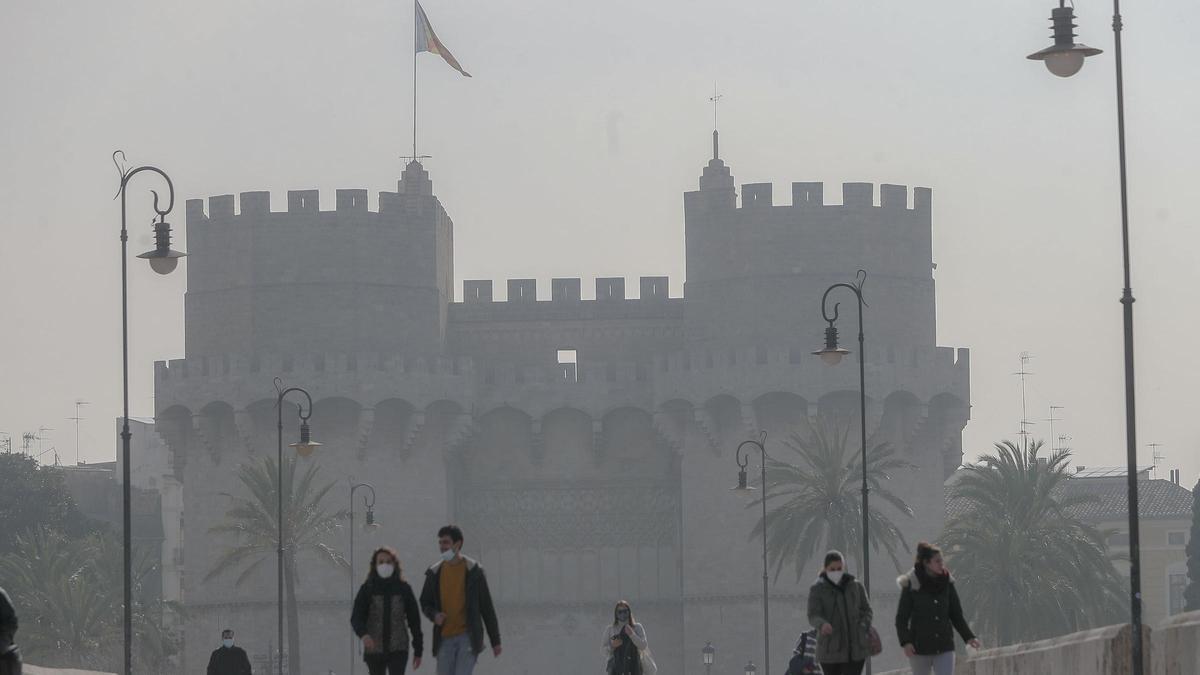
[154,141,969,675]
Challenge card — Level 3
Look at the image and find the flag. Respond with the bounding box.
[415,0,471,77]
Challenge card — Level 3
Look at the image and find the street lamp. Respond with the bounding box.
[348,481,379,675]
[1027,3,1143,673]
[275,379,321,675]
[702,642,715,675]
[113,150,185,675]
[813,271,871,598]
[744,660,757,675]
[1026,1,1102,77]
[732,431,770,675]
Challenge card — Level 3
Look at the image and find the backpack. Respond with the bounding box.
[785,630,821,675]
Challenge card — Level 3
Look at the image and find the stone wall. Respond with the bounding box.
[1154,610,1200,675]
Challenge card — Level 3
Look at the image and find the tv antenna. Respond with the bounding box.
[68,399,90,465]
[1013,352,1035,451]
[1046,405,1064,452]
[1148,443,1164,479]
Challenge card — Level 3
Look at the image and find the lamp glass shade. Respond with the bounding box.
[814,347,850,366]
[137,247,186,275]
[702,643,715,665]
[1044,50,1085,77]
[290,439,321,457]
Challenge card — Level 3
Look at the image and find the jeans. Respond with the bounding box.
[436,634,477,675]
[819,661,864,675]
[909,651,955,675]
[365,651,408,675]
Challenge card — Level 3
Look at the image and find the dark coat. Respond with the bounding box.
[206,645,252,675]
[894,567,975,656]
[419,555,500,657]
[0,587,20,675]
[807,573,873,663]
[351,575,424,659]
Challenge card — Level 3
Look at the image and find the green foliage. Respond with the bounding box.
[749,418,914,582]
[207,455,348,675]
[0,453,94,554]
[942,440,1126,646]
[1185,478,1200,612]
[0,529,181,672]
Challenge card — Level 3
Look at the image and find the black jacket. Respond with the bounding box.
[0,588,16,655]
[206,645,252,675]
[351,575,424,659]
[894,567,975,656]
[419,555,500,657]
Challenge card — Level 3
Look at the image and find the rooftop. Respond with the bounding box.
[945,472,1194,522]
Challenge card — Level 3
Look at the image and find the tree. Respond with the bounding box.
[1185,478,1200,612]
[0,453,94,554]
[207,455,349,675]
[0,529,180,672]
[750,418,915,582]
[942,440,1126,645]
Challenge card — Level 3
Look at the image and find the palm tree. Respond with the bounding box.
[941,440,1126,645]
[751,418,915,582]
[206,455,348,675]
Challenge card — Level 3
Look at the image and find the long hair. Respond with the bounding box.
[612,600,635,626]
[366,546,403,582]
[914,541,942,566]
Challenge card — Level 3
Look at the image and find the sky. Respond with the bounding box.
[1,0,1198,486]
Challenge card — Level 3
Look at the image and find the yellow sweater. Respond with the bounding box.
[439,559,467,638]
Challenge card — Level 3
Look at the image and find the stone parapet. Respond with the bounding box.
[1154,610,1200,675]
[962,623,1150,675]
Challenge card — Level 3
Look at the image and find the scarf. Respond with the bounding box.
[914,563,949,594]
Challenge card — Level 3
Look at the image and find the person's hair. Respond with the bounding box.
[612,600,636,626]
[914,541,943,565]
[221,629,234,637]
[822,550,845,569]
[438,525,464,546]
[367,546,403,582]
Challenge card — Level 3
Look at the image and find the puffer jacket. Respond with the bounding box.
[894,567,975,656]
[351,575,424,659]
[807,573,873,663]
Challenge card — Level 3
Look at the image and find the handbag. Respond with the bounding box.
[786,631,821,675]
[640,647,658,675]
[866,625,883,657]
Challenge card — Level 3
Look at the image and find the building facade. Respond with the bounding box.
[154,139,970,674]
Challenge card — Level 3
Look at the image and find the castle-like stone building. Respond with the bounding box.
[154,136,970,674]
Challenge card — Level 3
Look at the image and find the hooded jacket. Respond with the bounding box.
[894,567,975,656]
[807,572,873,663]
[419,555,500,657]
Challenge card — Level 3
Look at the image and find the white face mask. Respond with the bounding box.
[440,548,457,563]
[826,570,844,585]
[222,638,234,649]
[376,563,395,579]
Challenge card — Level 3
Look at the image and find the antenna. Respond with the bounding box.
[1013,352,1035,451]
[709,83,723,131]
[1148,443,1164,479]
[37,426,54,457]
[1046,405,1064,452]
[68,399,90,465]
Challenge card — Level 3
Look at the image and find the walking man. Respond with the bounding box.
[419,525,501,675]
[207,628,253,675]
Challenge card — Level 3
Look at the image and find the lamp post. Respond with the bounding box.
[348,481,378,675]
[113,151,185,675]
[275,379,321,675]
[744,660,758,675]
[812,271,871,598]
[732,431,770,675]
[1027,3,1143,673]
[702,641,715,675]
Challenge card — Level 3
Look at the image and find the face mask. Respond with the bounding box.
[440,548,457,563]
[826,570,844,585]
[376,563,395,579]
[222,639,234,649]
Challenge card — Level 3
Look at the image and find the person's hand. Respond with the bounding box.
[623,625,635,637]
[903,644,916,658]
[968,638,982,650]
[361,636,375,652]
[610,637,623,649]
[434,612,446,626]
[820,623,833,636]
[412,656,422,670]
[492,645,503,657]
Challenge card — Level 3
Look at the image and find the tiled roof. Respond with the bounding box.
[945,474,1194,523]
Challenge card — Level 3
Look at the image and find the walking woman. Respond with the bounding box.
[602,601,654,675]
[895,542,980,675]
[807,550,873,675]
[352,547,424,675]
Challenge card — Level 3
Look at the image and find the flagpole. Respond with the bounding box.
[413,0,418,161]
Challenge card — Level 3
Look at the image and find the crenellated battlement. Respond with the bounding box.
[184,187,438,224]
[735,181,930,211]
[457,276,675,305]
